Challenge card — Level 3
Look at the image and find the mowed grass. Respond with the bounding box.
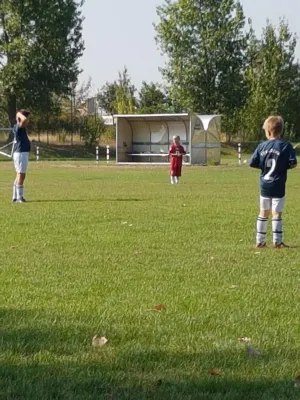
[1,161,300,400]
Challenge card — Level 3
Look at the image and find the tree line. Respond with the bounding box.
[0,0,299,143]
[98,0,300,141]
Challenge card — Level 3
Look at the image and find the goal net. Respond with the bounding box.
[0,128,14,158]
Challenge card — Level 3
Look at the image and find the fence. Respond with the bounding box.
[232,141,300,165]
[0,128,115,162]
[1,129,298,164]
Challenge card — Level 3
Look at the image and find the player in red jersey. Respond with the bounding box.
[168,135,186,184]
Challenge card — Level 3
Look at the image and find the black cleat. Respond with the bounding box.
[274,242,289,249]
[256,243,267,248]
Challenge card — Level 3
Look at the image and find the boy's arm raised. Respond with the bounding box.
[16,112,27,128]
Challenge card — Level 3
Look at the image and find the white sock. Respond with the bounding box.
[12,180,17,200]
[16,184,24,200]
[272,218,283,245]
[170,176,175,184]
[175,177,179,184]
[256,216,268,244]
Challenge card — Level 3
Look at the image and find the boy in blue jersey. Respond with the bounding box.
[249,116,297,248]
[12,109,31,203]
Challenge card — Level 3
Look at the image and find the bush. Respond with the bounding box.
[57,129,67,143]
[103,126,116,141]
[80,116,106,146]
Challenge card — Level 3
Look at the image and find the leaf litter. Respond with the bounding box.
[238,337,261,357]
[208,368,221,376]
[150,304,167,312]
[294,375,300,388]
[92,335,108,347]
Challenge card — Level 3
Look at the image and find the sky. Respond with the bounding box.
[79,0,300,95]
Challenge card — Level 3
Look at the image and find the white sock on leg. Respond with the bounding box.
[12,180,17,200]
[256,216,268,245]
[272,218,283,245]
[170,176,175,184]
[16,184,24,200]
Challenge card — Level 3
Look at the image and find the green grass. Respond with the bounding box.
[1,162,300,399]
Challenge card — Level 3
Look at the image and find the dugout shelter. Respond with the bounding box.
[114,113,221,165]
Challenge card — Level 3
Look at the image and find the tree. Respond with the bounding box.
[154,0,249,117]
[97,67,137,115]
[114,67,136,114]
[137,81,170,113]
[80,115,105,146]
[74,77,93,109]
[0,0,84,125]
[97,82,117,116]
[241,20,300,140]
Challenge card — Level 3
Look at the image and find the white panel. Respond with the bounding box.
[132,121,150,143]
[149,122,168,143]
[117,119,132,162]
[167,120,187,142]
[190,115,221,165]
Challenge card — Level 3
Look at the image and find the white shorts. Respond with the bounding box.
[260,196,285,213]
[13,152,29,173]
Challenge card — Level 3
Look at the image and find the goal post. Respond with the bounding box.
[0,128,14,159]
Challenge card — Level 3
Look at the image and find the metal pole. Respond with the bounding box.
[238,143,242,164]
[96,146,99,164]
[189,115,192,165]
[116,117,119,163]
[36,146,40,162]
[106,145,110,164]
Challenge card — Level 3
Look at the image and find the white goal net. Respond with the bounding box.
[0,128,14,158]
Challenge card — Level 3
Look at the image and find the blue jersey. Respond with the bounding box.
[13,124,31,153]
[249,138,297,198]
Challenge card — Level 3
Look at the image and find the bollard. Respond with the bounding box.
[238,143,242,165]
[96,146,99,164]
[106,145,110,164]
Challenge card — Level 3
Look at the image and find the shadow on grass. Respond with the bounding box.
[1,308,298,400]
[2,363,297,400]
[27,198,143,203]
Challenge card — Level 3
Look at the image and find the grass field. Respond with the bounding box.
[1,161,300,400]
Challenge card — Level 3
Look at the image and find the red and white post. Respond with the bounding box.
[238,143,242,165]
[96,146,99,164]
[106,145,110,164]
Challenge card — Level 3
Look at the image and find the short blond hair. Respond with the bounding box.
[263,116,284,136]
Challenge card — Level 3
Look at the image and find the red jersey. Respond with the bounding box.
[169,144,186,176]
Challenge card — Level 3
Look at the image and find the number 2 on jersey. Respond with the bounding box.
[264,158,276,181]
